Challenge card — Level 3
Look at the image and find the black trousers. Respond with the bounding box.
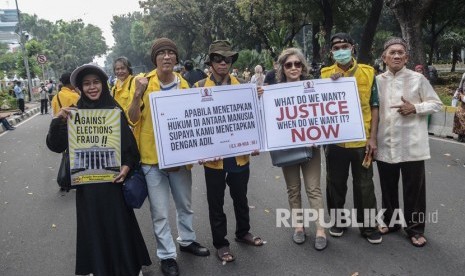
[377,160,426,237]
[40,99,48,114]
[18,99,25,113]
[325,145,378,234]
[204,166,250,249]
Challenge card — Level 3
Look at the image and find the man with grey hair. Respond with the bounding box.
[375,37,442,247]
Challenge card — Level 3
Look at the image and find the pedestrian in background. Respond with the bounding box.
[128,38,210,276]
[46,63,151,275]
[0,114,15,131]
[112,56,134,112]
[250,64,265,86]
[38,82,48,114]
[453,72,465,142]
[13,81,24,114]
[51,72,79,116]
[274,47,327,250]
[264,60,278,85]
[242,67,251,82]
[182,60,207,87]
[375,37,442,247]
[321,33,382,244]
[194,40,263,263]
[47,79,55,107]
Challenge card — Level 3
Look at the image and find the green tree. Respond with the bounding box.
[424,0,465,65]
[108,12,153,73]
[439,30,465,72]
[18,14,107,77]
[386,0,435,68]
[139,0,250,63]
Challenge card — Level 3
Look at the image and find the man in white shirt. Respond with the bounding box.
[375,37,442,247]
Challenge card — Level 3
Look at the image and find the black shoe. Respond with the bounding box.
[179,241,210,256]
[363,231,383,244]
[160,258,179,276]
[7,127,15,130]
[329,226,344,237]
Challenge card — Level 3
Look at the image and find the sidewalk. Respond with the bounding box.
[0,101,41,134]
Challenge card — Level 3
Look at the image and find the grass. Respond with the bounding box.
[433,71,463,106]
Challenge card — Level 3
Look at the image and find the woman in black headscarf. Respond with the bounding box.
[46,64,151,276]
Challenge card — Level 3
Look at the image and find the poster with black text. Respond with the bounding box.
[68,109,121,185]
[149,84,262,169]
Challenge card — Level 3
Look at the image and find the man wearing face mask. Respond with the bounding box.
[321,33,381,244]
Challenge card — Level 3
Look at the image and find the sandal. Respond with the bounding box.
[235,232,264,246]
[217,246,235,262]
[378,225,401,235]
[410,234,427,247]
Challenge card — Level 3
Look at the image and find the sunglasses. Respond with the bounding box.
[211,55,233,64]
[284,61,302,69]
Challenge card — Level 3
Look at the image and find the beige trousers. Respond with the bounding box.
[282,147,324,230]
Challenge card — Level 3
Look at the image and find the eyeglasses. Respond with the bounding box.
[157,50,176,58]
[211,55,233,64]
[284,61,302,69]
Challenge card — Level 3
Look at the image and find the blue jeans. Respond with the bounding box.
[142,165,196,260]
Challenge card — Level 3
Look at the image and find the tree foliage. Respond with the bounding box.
[386,0,435,68]
[6,14,108,79]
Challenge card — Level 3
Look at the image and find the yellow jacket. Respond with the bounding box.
[112,75,134,112]
[320,59,376,148]
[51,87,79,116]
[128,70,189,165]
[193,75,250,169]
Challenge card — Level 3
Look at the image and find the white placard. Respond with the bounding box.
[260,77,366,151]
[149,84,262,169]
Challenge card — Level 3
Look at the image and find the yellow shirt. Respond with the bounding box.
[320,59,376,148]
[193,75,250,169]
[51,87,79,116]
[112,75,134,112]
[128,70,189,165]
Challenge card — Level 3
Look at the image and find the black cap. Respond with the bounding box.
[330,33,354,47]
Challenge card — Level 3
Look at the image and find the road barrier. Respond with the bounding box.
[428,106,458,139]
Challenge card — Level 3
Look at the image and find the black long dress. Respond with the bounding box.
[46,90,151,275]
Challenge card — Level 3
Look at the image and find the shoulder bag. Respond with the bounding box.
[270,147,313,167]
[122,165,148,209]
[57,150,72,191]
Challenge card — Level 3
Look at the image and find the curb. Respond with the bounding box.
[0,106,40,134]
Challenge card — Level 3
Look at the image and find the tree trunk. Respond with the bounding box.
[427,8,436,65]
[312,21,321,63]
[386,0,434,68]
[320,0,333,65]
[358,0,384,64]
[451,46,459,72]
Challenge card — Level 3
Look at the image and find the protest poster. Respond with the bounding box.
[68,109,121,185]
[149,84,262,169]
[260,77,365,151]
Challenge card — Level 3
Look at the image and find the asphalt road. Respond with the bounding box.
[0,113,464,276]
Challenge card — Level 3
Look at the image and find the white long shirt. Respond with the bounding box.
[375,67,443,163]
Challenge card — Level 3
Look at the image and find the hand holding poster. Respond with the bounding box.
[68,109,121,185]
[149,84,262,169]
[260,78,365,150]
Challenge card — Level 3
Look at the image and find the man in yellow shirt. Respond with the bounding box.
[127,37,209,276]
[321,33,381,244]
[51,72,79,116]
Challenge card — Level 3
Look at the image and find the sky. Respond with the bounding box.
[0,0,142,47]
